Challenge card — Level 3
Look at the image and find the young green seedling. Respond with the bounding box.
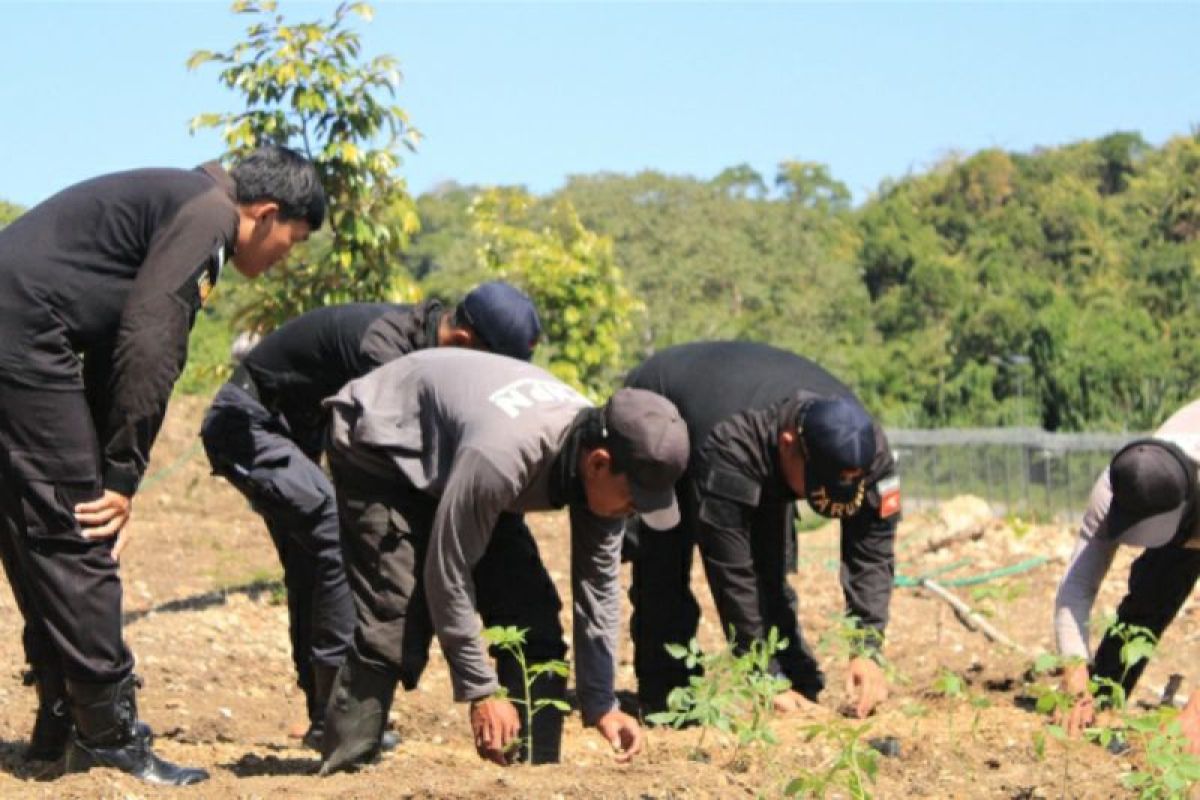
[785,719,880,800]
[648,626,792,761]
[481,625,571,763]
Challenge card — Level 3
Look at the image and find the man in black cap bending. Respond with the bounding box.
[200,281,541,750]
[623,341,900,719]
[319,348,689,773]
[1054,398,1200,752]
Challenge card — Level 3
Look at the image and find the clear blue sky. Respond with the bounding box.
[1,1,1197,208]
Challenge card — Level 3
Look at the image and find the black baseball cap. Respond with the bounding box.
[797,397,876,514]
[459,281,542,361]
[1105,438,1196,547]
[603,388,690,530]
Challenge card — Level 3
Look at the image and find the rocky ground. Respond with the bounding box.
[0,396,1195,798]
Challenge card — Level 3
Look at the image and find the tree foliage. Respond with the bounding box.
[189,0,420,332]
[0,199,22,229]
[471,188,640,400]
[407,131,1200,431]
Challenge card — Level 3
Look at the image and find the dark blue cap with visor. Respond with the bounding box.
[458,281,542,361]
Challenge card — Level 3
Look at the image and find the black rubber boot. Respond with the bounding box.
[65,674,208,786]
[319,653,398,776]
[497,659,565,764]
[23,667,72,762]
[301,662,339,751]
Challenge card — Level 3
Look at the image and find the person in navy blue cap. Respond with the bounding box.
[457,280,542,361]
[199,281,540,751]
[623,341,900,720]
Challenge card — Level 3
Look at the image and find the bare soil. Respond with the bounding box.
[0,397,1194,798]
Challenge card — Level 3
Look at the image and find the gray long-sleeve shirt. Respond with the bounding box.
[326,348,624,723]
[1054,399,1200,659]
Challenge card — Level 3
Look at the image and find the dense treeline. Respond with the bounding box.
[404,131,1200,432]
[3,131,1197,431]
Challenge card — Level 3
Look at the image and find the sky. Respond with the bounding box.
[1,1,1197,209]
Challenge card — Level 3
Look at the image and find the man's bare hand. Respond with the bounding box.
[846,656,888,718]
[1056,661,1096,737]
[773,688,828,716]
[75,490,132,546]
[593,709,643,763]
[470,696,520,766]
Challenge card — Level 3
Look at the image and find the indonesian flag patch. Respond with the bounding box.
[877,476,901,518]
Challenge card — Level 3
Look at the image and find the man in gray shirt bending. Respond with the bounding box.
[320,349,689,772]
[1053,398,1200,752]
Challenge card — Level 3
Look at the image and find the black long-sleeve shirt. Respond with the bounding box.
[0,162,237,495]
[626,340,899,644]
[240,300,444,452]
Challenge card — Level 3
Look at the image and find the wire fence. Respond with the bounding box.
[886,427,1141,522]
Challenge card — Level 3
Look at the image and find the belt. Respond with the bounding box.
[229,364,260,402]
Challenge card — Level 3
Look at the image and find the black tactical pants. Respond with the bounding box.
[0,379,133,683]
[200,382,355,699]
[1092,543,1200,695]
[327,453,566,690]
[629,477,824,712]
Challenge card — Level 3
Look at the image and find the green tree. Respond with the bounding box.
[0,199,22,228]
[188,0,420,332]
[776,160,851,212]
[471,187,640,400]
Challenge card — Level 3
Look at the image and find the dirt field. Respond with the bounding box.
[0,397,1194,798]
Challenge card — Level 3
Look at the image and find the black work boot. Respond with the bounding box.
[65,674,208,786]
[319,653,398,776]
[23,667,72,762]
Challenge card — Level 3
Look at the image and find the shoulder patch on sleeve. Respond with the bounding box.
[177,242,225,311]
[877,475,901,518]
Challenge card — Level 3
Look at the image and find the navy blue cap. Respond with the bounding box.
[797,397,876,518]
[459,281,542,361]
[799,397,876,472]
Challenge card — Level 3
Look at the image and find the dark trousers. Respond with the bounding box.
[629,479,823,710]
[200,383,354,702]
[328,454,566,691]
[0,379,133,683]
[1092,544,1200,695]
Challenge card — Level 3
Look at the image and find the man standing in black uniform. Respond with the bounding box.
[624,341,901,719]
[199,281,541,749]
[0,146,324,785]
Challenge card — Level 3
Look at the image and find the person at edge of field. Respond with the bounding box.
[622,341,901,720]
[199,281,541,751]
[1053,398,1200,754]
[316,348,690,774]
[0,146,324,786]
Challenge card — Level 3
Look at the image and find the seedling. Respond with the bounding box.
[647,626,791,759]
[819,613,902,688]
[785,719,880,799]
[481,625,571,762]
[968,579,1028,619]
[1121,709,1200,798]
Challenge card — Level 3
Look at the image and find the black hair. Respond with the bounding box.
[230,146,326,230]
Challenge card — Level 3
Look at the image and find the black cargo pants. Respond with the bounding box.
[327,452,566,691]
[629,473,824,712]
[1092,543,1200,695]
[200,382,355,701]
[0,379,134,683]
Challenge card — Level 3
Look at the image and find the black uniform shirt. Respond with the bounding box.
[241,300,443,448]
[626,340,898,640]
[0,162,237,495]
